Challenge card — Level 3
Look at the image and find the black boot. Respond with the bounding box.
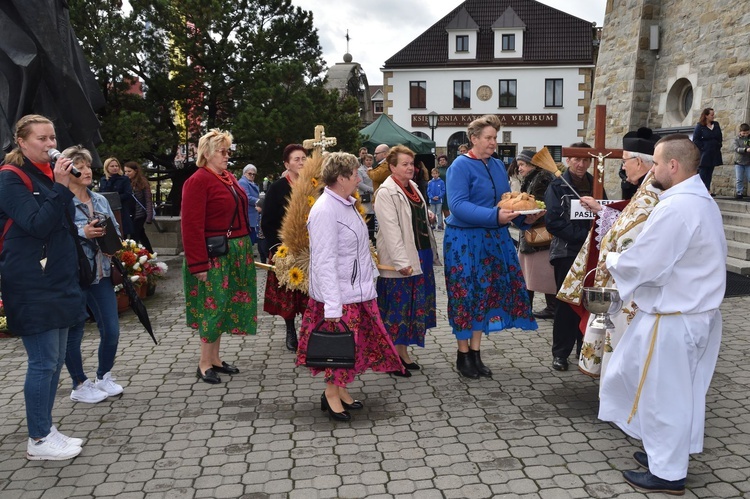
[285,319,298,352]
[456,351,480,379]
[469,349,492,377]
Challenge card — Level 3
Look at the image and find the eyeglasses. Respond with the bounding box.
[620,156,638,168]
[217,148,232,157]
[247,173,256,176]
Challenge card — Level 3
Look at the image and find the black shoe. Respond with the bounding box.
[400,357,421,371]
[342,399,364,410]
[320,393,352,421]
[468,349,492,377]
[533,308,555,319]
[212,361,239,375]
[633,451,649,469]
[196,368,221,384]
[552,357,569,371]
[285,323,298,352]
[622,470,685,495]
[390,368,412,377]
[456,351,480,379]
[735,194,744,199]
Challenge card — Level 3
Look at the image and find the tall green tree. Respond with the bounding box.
[69,0,362,210]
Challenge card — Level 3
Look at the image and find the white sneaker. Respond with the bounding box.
[70,379,108,403]
[50,425,83,447]
[94,372,124,397]
[26,436,81,461]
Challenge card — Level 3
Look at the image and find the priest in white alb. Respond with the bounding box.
[599,134,726,495]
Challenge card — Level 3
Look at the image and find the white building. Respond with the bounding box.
[381,1,599,164]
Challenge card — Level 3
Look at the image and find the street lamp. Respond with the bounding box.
[427,111,439,142]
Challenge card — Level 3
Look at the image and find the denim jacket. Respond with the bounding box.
[73,190,121,284]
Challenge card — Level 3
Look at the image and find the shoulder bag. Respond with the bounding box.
[206,185,240,258]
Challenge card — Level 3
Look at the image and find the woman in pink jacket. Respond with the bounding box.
[296,152,403,422]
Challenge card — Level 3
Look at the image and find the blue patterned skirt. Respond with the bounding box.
[443,225,536,340]
[376,249,436,347]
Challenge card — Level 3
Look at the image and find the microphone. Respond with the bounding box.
[48,149,81,177]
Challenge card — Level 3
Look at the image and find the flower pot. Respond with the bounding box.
[116,291,129,314]
[146,281,157,297]
[137,284,147,300]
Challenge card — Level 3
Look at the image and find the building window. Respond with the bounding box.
[456,35,469,52]
[373,101,383,114]
[410,81,426,109]
[545,79,563,107]
[448,132,469,160]
[498,79,517,108]
[502,34,515,51]
[454,80,471,108]
[545,145,562,162]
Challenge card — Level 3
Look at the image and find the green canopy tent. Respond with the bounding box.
[360,114,436,154]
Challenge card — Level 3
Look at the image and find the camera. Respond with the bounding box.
[92,214,108,228]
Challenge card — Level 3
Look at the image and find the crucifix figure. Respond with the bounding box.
[562,105,623,199]
[302,125,337,161]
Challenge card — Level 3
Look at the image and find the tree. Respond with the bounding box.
[69,0,362,213]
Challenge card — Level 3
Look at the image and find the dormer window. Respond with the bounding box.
[446,7,479,60]
[456,35,470,52]
[492,6,525,59]
[502,34,515,51]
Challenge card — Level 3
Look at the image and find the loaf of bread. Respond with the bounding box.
[498,192,537,211]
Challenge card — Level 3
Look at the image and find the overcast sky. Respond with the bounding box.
[292,0,607,85]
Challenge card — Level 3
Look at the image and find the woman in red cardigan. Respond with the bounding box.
[181,129,257,384]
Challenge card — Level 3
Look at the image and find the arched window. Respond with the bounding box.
[447,132,469,161]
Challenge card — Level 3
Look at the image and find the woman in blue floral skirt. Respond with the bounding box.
[374,145,438,377]
[444,115,544,379]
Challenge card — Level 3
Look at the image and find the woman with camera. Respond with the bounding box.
[296,152,402,421]
[182,129,257,384]
[0,114,87,460]
[63,146,124,404]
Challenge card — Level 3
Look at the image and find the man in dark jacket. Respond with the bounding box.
[544,143,606,371]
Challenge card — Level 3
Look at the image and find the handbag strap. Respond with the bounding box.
[313,319,352,334]
[222,183,241,237]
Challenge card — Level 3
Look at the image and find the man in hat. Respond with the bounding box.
[557,128,661,379]
[599,134,726,495]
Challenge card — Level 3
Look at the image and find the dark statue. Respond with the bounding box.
[0,0,105,165]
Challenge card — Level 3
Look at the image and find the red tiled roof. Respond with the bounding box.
[384,0,594,68]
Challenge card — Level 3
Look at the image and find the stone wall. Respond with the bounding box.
[589,0,750,197]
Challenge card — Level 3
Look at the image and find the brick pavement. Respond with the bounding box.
[0,234,748,498]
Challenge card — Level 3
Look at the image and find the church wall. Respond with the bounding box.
[590,0,750,197]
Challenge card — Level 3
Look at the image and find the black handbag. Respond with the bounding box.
[206,235,228,257]
[305,319,356,368]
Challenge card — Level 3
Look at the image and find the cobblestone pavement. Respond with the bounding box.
[0,233,748,498]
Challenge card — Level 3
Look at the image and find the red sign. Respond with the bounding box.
[412,113,557,127]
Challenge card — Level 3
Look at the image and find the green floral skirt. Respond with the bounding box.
[183,237,257,342]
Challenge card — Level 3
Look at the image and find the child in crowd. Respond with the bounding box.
[426,168,446,230]
[734,123,750,199]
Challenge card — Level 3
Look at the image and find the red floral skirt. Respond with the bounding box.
[263,256,307,320]
[295,298,404,387]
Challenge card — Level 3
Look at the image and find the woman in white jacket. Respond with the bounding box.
[296,152,402,422]
[374,145,438,377]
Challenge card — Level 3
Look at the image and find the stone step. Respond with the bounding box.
[716,198,750,214]
[724,224,750,245]
[721,210,750,227]
[726,256,750,276]
[727,240,750,260]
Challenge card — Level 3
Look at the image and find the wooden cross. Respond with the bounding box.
[562,105,623,199]
[302,125,337,161]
